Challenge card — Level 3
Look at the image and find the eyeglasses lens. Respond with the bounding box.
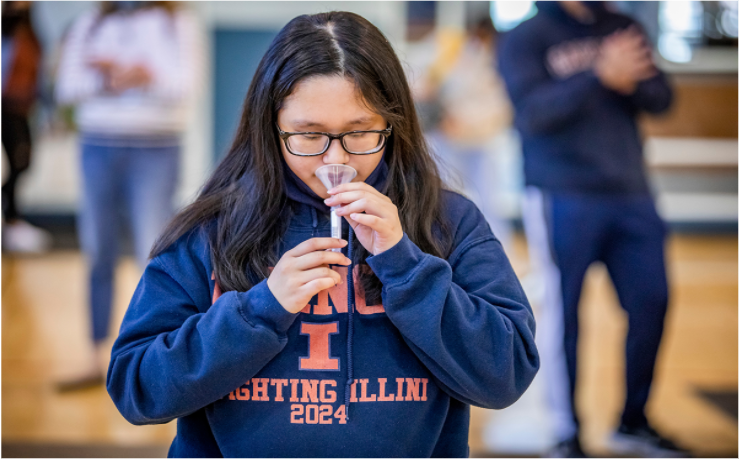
[343,132,383,154]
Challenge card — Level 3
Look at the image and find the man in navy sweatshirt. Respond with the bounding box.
[498,2,687,457]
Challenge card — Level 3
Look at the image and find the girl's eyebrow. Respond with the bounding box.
[345,117,375,126]
[289,117,377,130]
[289,120,320,129]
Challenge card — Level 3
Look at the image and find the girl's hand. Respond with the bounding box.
[267,237,352,314]
[324,182,403,256]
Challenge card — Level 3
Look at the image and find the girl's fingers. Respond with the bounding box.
[293,250,352,271]
[334,197,391,219]
[347,212,384,230]
[325,190,386,207]
[302,277,339,296]
[296,265,343,286]
[287,237,347,257]
[326,184,401,236]
[326,183,391,203]
[342,212,359,229]
[324,191,361,206]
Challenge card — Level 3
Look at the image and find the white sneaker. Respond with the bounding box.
[2,220,53,254]
[608,424,691,458]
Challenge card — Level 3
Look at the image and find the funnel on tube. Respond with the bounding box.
[315,164,357,251]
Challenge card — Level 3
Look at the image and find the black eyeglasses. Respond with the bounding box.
[277,124,392,156]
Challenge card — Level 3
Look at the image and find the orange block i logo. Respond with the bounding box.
[300,321,340,371]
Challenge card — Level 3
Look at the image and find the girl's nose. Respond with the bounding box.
[323,138,350,164]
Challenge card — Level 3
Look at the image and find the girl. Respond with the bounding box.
[108,11,538,457]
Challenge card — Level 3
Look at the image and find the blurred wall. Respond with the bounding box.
[643,46,737,226]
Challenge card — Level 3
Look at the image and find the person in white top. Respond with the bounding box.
[55,1,203,391]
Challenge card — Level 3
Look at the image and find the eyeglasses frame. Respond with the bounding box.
[276,124,393,156]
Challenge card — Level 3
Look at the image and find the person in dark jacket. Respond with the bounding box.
[498,2,687,457]
[107,11,539,457]
[1,1,52,253]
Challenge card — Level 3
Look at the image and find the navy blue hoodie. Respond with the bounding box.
[498,2,672,194]
[107,157,539,457]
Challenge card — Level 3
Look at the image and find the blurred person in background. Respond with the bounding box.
[416,17,514,252]
[2,1,53,253]
[498,1,687,457]
[55,0,202,390]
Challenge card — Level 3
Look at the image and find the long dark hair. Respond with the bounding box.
[151,11,453,302]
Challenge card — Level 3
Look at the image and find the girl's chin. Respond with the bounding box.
[310,186,330,199]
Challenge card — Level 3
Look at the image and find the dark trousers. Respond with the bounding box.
[1,109,32,222]
[523,187,669,441]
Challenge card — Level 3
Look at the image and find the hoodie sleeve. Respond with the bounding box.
[366,196,539,409]
[628,71,673,114]
[497,26,603,136]
[624,21,673,114]
[107,234,297,425]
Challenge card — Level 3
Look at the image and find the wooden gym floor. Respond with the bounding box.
[2,232,737,457]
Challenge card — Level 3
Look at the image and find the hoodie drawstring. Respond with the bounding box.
[344,223,356,421]
[309,208,354,420]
